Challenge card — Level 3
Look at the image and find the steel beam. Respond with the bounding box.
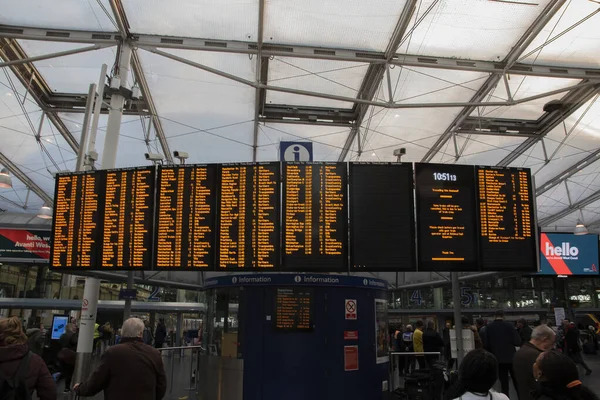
[252,0,266,161]
[0,38,79,153]
[338,0,417,161]
[0,153,53,205]
[261,104,355,125]
[106,0,172,163]
[130,49,173,163]
[536,149,600,196]
[539,188,600,226]
[3,23,600,81]
[422,0,567,163]
[0,43,114,68]
[497,82,600,166]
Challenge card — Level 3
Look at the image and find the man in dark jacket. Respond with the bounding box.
[155,318,167,349]
[58,323,78,393]
[513,324,555,400]
[483,310,521,397]
[74,317,167,400]
[422,320,444,368]
[565,322,592,375]
[517,318,533,344]
[0,316,56,400]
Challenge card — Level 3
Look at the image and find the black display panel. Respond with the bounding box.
[155,165,218,270]
[282,162,348,272]
[349,163,416,271]
[415,163,478,271]
[274,288,313,331]
[476,166,537,271]
[100,167,155,269]
[216,163,280,269]
[51,171,102,269]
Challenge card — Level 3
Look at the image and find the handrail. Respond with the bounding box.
[157,345,205,352]
[389,351,441,355]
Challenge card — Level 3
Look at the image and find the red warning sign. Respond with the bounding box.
[344,331,358,340]
[344,345,359,371]
[345,299,357,320]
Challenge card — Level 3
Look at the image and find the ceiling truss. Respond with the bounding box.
[0,0,599,221]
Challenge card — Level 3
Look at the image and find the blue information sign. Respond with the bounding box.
[204,274,388,290]
[280,142,313,162]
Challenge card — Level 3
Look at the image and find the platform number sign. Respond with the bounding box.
[461,287,474,306]
[410,290,423,305]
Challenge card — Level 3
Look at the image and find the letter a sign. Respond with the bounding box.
[345,299,357,320]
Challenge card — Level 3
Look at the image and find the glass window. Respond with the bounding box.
[404,288,434,310]
[568,278,594,308]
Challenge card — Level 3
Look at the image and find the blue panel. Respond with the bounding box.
[539,233,599,275]
[240,285,388,400]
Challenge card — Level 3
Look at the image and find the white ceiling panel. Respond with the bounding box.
[264,0,408,51]
[0,0,117,31]
[520,1,600,68]
[17,40,117,93]
[122,0,259,42]
[479,75,582,120]
[396,0,553,61]
[266,57,370,109]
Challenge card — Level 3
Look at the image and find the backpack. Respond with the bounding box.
[0,351,32,400]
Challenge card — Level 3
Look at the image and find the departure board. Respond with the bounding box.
[274,288,313,331]
[100,167,155,269]
[51,172,102,269]
[415,163,479,271]
[217,163,280,269]
[476,166,537,271]
[282,162,348,272]
[349,163,416,271]
[155,165,218,270]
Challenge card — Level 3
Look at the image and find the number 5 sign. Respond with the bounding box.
[345,299,357,320]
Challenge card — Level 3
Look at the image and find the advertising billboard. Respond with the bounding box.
[0,229,51,261]
[539,233,599,275]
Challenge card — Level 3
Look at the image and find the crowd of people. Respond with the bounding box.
[391,310,599,400]
[0,315,168,400]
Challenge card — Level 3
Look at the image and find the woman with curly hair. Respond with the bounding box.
[0,316,56,399]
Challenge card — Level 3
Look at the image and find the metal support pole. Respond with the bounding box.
[176,313,183,348]
[76,84,96,171]
[73,42,133,393]
[87,64,108,168]
[123,272,134,320]
[451,272,464,365]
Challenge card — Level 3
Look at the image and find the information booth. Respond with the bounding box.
[199,273,390,400]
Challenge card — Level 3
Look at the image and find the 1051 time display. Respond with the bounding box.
[432,172,457,181]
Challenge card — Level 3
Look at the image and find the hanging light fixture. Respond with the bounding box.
[574,220,588,236]
[37,204,53,219]
[0,168,12,188]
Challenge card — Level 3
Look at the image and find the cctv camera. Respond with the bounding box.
[145,153,164,161]
[173,151,189,159]
[393,148,407,156]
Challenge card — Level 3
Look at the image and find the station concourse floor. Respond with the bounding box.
[39,352,600,400]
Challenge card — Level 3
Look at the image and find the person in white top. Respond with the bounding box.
[444,348,510,400]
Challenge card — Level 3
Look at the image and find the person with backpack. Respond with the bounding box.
[0,316,56,400]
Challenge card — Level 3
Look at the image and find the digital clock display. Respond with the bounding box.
[433,172,457,181]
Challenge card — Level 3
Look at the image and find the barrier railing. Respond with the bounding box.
[158,345,206,394]
[388,351,442,393]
